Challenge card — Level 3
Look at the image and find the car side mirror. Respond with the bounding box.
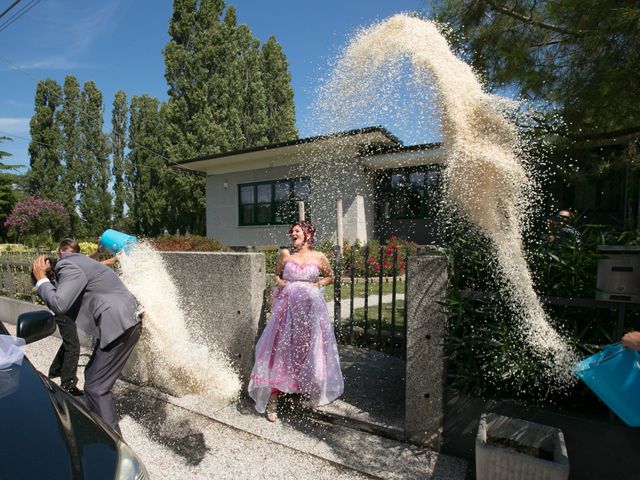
[16,311,56,344]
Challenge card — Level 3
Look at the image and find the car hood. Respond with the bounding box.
[0,356,119,479]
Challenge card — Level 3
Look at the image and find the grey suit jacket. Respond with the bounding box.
[37,252,139,349]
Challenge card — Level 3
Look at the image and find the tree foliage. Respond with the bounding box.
[163,0,297,234]
[128,95,166,236]
[27,79,63,201]
[4,195,70,244]
[111,90,129,230]
[78,81,112,237]
[430,0,640,143]
[59,75,83,235]
[22,0,298,239]
[261,36,298,143]
[0,136,20,238]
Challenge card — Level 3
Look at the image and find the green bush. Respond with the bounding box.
[147,235,227,252]
[443,220,640,405]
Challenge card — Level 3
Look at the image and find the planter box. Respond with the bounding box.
[476,413,569,480]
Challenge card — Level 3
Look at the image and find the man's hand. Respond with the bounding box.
[31,256,49,282]
[621,331,640,351]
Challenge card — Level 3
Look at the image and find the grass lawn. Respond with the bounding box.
[324,281,403,302]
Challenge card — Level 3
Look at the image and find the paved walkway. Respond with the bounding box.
[8,323,467,480]
[327,293,405,319]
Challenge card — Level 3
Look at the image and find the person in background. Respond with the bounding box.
[36,250,83,397]
[40,240,119,396]
[32,238,142,435]
[547,209,581,244]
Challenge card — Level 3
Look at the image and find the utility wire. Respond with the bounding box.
[0,0,22,20]
[0,52,202,174]
[0,0,40,33]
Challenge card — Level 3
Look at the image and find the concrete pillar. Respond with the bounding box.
[405,254,448,450]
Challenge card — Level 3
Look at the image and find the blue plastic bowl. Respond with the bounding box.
[573,343,640,427]
[99,229,137,255]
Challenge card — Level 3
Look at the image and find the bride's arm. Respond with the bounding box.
[316,252,334,288]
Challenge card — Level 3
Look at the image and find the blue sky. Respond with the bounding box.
[0,0,426,171]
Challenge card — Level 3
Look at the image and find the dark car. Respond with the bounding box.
[0,311,149,479]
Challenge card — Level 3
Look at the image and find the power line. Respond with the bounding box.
[0,52,202,174]
[0,0,41,33]
[0,1,23,20]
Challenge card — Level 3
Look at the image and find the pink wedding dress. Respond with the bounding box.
[248,260,344,413]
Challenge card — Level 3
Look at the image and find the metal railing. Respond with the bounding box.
[0,252,42,303]
[331,245,434,359]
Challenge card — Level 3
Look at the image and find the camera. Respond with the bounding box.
[30,257,58,286]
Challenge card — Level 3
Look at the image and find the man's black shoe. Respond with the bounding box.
[61,385,84,397]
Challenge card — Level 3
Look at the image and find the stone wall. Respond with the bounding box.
[159,252,266,382]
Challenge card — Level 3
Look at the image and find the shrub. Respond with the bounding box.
[147,235,227,252]
[443,221,640,406]
[0,243,32,253]
[4,196,70,246]
[319,236,418,276]
[78,241,98,255]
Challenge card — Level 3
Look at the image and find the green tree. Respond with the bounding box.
[111,90,129,230]
[78,81,111,237]
[163,0,242,234]
[162,1,297,234]
[236,23,268,148]
[0,136,20,237]
[27,78,63,201]
[59,75,83,235]
[128,95,166,236]
[261,36,298,143]
[430,0,640,144]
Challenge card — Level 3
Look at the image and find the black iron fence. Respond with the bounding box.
[330,245,435,359]
[0,252,41,303]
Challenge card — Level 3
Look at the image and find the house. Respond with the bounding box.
[176,126,446,248]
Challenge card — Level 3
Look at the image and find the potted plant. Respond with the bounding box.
[476,412,569,480]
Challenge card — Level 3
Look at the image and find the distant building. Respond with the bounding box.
[176,126,445,248]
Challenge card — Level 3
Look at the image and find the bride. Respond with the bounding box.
[247,220,344,421]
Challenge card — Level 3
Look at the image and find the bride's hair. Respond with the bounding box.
[289,220,316,248]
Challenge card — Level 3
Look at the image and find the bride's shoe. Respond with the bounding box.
[266,397,278,422]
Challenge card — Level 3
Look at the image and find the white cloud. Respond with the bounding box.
[4,55,84,71]
[0,117,30,135]
[2,2,123,72]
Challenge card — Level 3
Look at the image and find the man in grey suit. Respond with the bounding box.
[32,238,142,436]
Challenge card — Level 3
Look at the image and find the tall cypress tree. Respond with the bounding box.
[163,1,298,234]
[128,95,166,236]
[236,24,268,148]
[59,75,82,235]
[0,136,20,237]
[164,0,227,234]
[27,78,63,201]
[111,91,129,230]
[78,81,111,237]
[261,36,298,143]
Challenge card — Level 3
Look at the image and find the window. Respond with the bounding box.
[375,167,442,220]
[238,178,310,226]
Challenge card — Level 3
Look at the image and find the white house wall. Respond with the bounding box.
[205,159,374,248]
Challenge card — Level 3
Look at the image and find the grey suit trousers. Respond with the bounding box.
[84,321,142,435]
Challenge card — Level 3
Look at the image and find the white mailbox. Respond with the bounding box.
[596,246,640,303]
